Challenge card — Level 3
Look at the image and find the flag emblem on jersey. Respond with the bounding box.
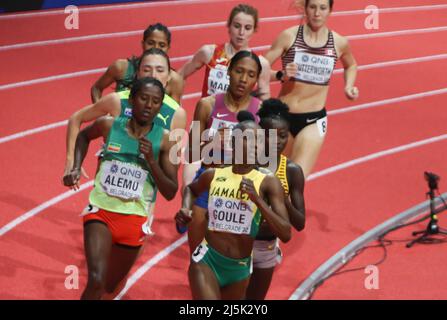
[107,142,121,153]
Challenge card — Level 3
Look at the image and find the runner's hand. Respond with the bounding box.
[63,168,81,190]
[285,62,298,80]
[63,161,88,188]
[175,208,192,227]
[139,137,155,163]
[240,177,259,202]
[345,86,359,100]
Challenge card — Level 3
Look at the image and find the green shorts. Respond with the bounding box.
[191,241,252,287]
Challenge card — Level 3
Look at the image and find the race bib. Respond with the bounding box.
[191,243,209,263]
[208,196,254,235]
[293,50,335,84]
[207,65,230,95]
[316,116,328,137]
[207,118,236,139]
[100,160,148,200]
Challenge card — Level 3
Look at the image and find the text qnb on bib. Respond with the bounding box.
[100,160,148,200]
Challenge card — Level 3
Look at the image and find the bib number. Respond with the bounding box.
[207,65,230,95]
[316,116,328,137]
[100,160,148,200]
[293,50,334,84]
[192,243,208,263]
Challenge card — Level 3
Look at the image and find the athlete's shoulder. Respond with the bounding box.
[332,30,349,47]
[274,26,299,49]
[257,166,275,176]
[286,159,304,176]
[110,59,129,75]
[286,159,305,186]
[199,95,216,109]
[169,69,184,83]
[117,89,130,100]
[282,25,300,38]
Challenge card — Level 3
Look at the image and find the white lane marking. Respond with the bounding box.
[114,235,188,300]
[2,26,446,90]
[114,133,447,299]
[1,132,446,297]
[0,120,67,144]
[307,134,447,182]
[328,88,447,116]
[1,52,446,144]
[0,181,94,236]
[0,55,192,90]
[1,5,447,50]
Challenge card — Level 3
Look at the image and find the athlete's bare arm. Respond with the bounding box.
[178,44,215,79]
[286,162,306,231]
[91,59,128,103]
[334,32,359,100]
[65,93,121,175]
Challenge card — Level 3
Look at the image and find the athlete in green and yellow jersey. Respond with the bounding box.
[63,77,179,300]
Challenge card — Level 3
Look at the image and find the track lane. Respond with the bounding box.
[2,0,444,45]
[2,54,446,137]
[1,93,445,299]
[2,8,447,84]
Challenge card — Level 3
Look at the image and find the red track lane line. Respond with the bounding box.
[2,25,447,88]
[1,0,441,45]
[119,135,447,299]
[3,4,447,50]
[0,54,446,143]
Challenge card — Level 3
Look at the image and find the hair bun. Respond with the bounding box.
[237,110,256,122]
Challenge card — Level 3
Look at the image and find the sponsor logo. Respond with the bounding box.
[215,57,228,64]
[110,164,119,173]
[216,113,229,118]
[157,114,170,126]
[216,177,227,182]
[124,107,132,117]
[302,55,309,63]
[306,117,319,123]
[214,198,223,208]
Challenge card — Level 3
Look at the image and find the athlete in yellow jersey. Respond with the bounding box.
[181,120,291,300]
